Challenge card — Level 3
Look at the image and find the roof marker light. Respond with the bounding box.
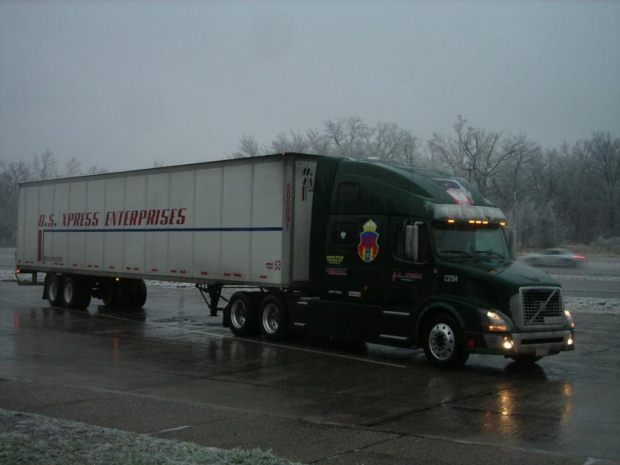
[500,221,507,227]
[447,219,456,224]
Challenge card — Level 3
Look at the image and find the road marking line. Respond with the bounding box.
[147,425,191,435]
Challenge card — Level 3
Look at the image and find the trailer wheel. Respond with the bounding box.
[228,292,259,337]
[62,276,91,310]
[259,295,288,341]
[47,275,63,307]
[101,279,146,309]
[126,279,147,308]
[423,313,469,368]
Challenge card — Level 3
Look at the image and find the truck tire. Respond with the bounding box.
[423,313,469,368]
[62,276,91,310]
[126,279,147,308]
[47,275,63,307]
[228,292,259,337]
[259,294,288,341]
[101,279,145,309]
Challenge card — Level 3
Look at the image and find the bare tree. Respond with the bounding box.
[428,116,509,197]
[229,134,264,158]
[62,156,82,177]
[84,165,108,175]
[271,130,310,153]
[227,116,618,248]
[324,117,370,158]
[587,132,620,234]
[32,150,58,180]
[0,160,33,246]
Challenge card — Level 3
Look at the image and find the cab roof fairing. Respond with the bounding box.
[432,204,507,223]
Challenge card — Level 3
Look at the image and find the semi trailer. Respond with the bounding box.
[16,153,575,367]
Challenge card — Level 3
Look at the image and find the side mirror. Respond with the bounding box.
[405,225,417,262]
[508,229,517,261]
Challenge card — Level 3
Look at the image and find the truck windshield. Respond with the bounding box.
[432,224,510,259]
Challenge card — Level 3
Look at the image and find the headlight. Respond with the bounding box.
[565,309,575,329]
[479,309,511,332]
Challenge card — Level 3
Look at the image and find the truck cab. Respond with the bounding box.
[291,156,575,367]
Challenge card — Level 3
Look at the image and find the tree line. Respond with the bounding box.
[0,151,106,246]
[1,117,618,250]
[231,116,620,250]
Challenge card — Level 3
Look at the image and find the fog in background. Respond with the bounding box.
[1,1,618,171]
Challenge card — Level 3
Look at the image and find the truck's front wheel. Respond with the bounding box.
[423,313,469,368]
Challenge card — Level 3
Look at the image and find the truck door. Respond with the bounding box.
[381,218,433,342]
[321,216,388,340]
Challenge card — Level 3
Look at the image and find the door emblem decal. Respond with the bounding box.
[358,219,379,263]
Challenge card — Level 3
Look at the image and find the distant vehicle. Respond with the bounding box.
[526,248,586,267]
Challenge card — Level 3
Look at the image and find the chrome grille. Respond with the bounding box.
[521,287,563,326]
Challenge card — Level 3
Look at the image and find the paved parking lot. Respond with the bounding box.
[1,282,619,464]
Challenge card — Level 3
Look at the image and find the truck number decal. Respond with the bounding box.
[266,260,282,271]
[444,275,459,282]
[285,183,292,231]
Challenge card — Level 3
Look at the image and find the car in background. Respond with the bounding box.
[525,248,587,267]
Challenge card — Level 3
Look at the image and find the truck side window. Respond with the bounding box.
[338,182,360,203]
[332,222,358,245]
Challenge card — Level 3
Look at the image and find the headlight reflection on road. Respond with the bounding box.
[482,381,576,438]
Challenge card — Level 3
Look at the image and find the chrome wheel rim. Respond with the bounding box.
[230,301,247,328]
[429,322,455,361]
[63,282,73,305]
[49,280,59,302]
[262,303,280,334]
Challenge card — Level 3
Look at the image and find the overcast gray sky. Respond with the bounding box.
[1,1,619,172]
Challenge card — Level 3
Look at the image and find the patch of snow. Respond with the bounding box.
[564,297,620,315]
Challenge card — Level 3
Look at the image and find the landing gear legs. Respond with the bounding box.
[197,284,225,316]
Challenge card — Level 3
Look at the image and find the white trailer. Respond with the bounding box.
[16,153,318,311]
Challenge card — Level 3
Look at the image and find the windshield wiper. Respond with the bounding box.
[440,250,472,258]
[475,250,505,259]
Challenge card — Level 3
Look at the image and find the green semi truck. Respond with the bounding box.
[17,153,575,368]
[223,154,575,368]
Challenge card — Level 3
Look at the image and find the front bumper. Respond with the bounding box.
[467,329,575,357]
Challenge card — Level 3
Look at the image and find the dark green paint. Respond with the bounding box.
[297,156,572,357]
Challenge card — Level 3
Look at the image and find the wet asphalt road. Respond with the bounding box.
[1,282,619,464]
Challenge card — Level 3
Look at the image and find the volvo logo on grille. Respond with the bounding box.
[527,289,558,325]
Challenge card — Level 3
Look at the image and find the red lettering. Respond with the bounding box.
[129,210,139,226]
[123,211,130,226]
[137,210,148,225]
[160,209,170,225]
[62,213,68,227]
[176,208,186,225]
[39,215,46,227]
[147,210,157,225]
[93,212,100,227]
